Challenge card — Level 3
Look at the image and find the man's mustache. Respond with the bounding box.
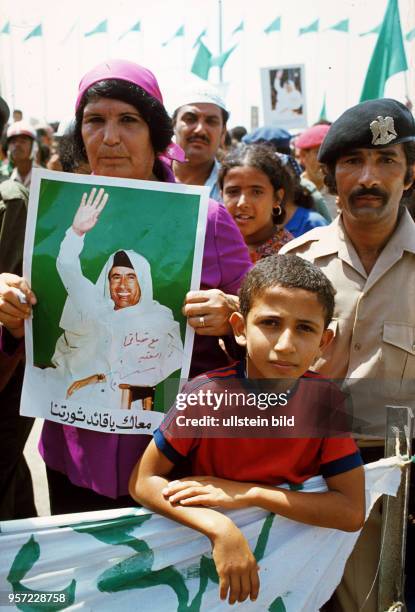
[188,136,210,144]
[349,186,388,205]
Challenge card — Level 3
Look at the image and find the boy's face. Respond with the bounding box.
[230,285,333,380]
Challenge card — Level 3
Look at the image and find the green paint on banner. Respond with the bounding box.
[289,482,304,491]
[84,511,275,610]
[254,513,275,561]
[269,595,287,611]
[7,535,76,611]
[72,513,152,550]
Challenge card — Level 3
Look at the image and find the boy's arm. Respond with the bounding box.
[163,465,365,532]
[128,440,259,605]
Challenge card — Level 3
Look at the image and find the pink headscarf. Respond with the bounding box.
[75,59,185,163]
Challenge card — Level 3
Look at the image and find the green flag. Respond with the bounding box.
[264,17,281,34]
[24,24,42,41]
[299,19,319,36]
[191,41,212,80]
[192,28,207,49]
[406,27,415,41]
[210,44,237,68]
[85,20,108,37]
[162,25,184,46]
[232,21,244,35]
[0,22,10,35]
[328,19,349,33]
[319,94,328,121]
[360,0,407,101]
[359,23,381,36]
[119,21,140,41]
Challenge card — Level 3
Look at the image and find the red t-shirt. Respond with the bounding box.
[155,362,362,486]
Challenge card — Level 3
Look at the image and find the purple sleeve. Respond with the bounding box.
[0,325,23,356]
[201,199,252,294]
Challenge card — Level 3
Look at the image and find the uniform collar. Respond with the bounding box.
[310,207,415,258]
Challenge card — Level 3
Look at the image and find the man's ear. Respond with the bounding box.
[229,311,247,347]
[317,328,334,357]
[404,162,415,192]
[220,125,227,148]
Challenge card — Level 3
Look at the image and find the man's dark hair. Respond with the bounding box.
[230,126,247,142]
[323,141,415,195]
[218,143,294,225]
[239,254,336,328]
[73,79,173,176]
[171,106,229,127]
[112,250,134,270]
[38,143,50,167]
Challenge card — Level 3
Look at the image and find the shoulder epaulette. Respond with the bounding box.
[0,179,29,203]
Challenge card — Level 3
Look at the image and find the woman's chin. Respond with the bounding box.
[95,167,152,181]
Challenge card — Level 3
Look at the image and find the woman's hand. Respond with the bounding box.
[183,289,239,336]
[72,188,109,237]
[162,476,254,510]
[211,523,260,604]
[0,273,37,338]
[67,373,106,398]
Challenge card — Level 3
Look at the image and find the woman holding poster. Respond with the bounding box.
[0,59,251,513]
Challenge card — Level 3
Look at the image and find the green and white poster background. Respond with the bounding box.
[20,169,208,433]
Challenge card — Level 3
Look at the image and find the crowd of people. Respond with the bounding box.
[0,58,414,610]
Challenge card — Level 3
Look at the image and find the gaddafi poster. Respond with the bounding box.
[20,169,208,434]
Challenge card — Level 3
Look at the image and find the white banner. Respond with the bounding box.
[0,458,403,611]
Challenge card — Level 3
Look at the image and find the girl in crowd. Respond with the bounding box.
[219,144,294,262]
[219,144,328,261]
[0,59,251,514]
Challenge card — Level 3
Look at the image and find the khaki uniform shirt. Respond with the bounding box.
[280,210,415,434]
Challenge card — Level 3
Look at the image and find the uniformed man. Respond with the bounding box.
[281,98,415,611]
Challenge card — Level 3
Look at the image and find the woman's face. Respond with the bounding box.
[222,165,282,244]
[81,97,155,180]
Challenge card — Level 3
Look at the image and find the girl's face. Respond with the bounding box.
[222,165,283,245]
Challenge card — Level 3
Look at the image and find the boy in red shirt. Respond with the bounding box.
[129,255,365,605]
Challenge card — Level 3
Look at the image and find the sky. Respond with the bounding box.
[0,0,414,129]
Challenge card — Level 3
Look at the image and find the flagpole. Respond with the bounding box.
[218,0,223,83]
[404,70,409,99]
[9,24,16,109]
[41,32,48,119]
[77,19,82,79]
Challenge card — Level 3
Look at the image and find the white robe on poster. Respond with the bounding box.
[43,228,183,409]
[273,78,303,117]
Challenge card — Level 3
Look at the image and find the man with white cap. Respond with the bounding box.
[6,120,38,189]
[171,84,229,202]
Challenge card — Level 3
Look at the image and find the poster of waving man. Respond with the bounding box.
[20,170,208,433]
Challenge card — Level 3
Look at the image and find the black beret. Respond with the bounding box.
[0,96,9,133]
[318,98,415,164]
